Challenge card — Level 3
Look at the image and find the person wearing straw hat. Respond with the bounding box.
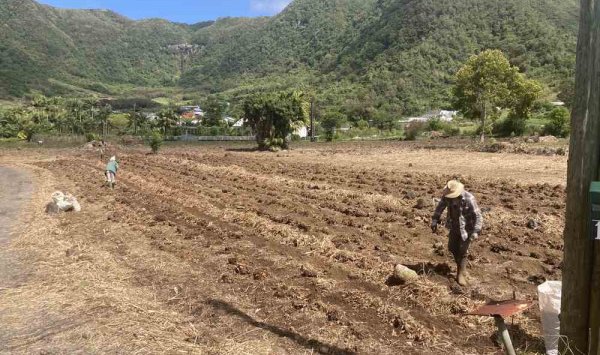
[431,180,483,286]
[105,156,119,189]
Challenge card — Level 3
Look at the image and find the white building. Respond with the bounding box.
[406,110,458,123]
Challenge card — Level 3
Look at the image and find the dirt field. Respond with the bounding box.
[0,141,567,354]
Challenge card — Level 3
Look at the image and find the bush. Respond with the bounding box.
[405,122,426,141]
[427,117,444,131]
[85,132,100,142]
[493,115,527,137]
[149,130,163,154]
[321,112,347,142]
[355,120,369,129]
[422,117,460,137]
[544,107,570,137]
[443,124,461,137]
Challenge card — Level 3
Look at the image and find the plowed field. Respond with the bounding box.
[2,141,567,354]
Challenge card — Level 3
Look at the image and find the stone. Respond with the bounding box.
[527,219,540,230]
[300,265,318,278]
[414,198,428,210]
[392,264,418,283]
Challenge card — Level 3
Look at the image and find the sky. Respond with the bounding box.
[36,0,293,23]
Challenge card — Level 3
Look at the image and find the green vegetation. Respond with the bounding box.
[149,130,163,153]
[202,96,226,127]
[0,0,578,120]
[243,91,309,150]
[321,112,347,142]
[544,107,571,137]
[405,122,427,141]
[453,50,542,141]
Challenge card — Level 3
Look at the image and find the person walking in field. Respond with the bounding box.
[431,180,483,286]
[105,156,119,189]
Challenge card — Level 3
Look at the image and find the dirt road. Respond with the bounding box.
[0,166,32,286]
[0,166,34,351]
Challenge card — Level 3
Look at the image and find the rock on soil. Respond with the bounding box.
[300,265,318,278]
[390,264,418,285]
[527,219,540,230]
[414,198,432,210]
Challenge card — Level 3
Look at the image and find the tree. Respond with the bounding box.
[0,108,43,141]
[243,91,309,150]
[453,49,540,141]
[321,111,347,141]
[561,1,600,352]
[557,79,575,109]
[203,96,226,127]
[128,110,145,135]
[156,104,178,135]
[148,130,163,154]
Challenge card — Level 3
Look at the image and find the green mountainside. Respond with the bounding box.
[0,0,193,96]
[0,0,579,115]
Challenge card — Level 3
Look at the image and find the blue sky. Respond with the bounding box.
[37,0,293,23]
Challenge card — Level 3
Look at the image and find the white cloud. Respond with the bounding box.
[250,0,292,15]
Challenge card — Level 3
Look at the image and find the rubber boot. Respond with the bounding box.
[457,259,468,286]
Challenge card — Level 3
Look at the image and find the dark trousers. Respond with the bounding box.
[448,230,471,264]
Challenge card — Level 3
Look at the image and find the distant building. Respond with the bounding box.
[180,106,204,118]
[551,101,565,107]
[232,118,244,128]
[406,110,458,123]
[181,111,195,120]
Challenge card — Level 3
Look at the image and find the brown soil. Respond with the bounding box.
[0,141,566,354]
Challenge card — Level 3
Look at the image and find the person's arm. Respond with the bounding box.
[468,196,483,237]
[431,198,447,231]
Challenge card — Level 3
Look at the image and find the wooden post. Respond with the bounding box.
[560,0,600,353]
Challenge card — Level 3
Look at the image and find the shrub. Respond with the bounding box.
[355,119,369,129]
[85,132,100,142]
[443,124,461,137]
[321,112,347,142]
[427,117,444,131]
[544,107,570,137]
[405,122,426,141]
[493,115,527,137]
[149,130,163,154]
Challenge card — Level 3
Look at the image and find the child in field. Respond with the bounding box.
[105,156,119,188]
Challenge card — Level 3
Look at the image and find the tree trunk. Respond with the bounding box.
[560,0,600,352]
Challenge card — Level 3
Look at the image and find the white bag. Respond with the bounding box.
[538,281,562,355]
[51,191,81,212]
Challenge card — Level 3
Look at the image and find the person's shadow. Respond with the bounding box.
[207,299,356,355]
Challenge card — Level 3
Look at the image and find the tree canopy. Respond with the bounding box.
[453,49,542,141]
[243,91,309,150]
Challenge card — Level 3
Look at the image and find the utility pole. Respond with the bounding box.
[561,0,600,353]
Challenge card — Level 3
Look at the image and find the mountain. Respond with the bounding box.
[0,0,194,96]
[0,0,579,115]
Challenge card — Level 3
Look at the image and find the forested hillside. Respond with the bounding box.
[0,0,579,115]
[0,0,194,97]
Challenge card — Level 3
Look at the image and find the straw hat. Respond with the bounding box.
[110,156,116,161]
[443,180,464,199]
